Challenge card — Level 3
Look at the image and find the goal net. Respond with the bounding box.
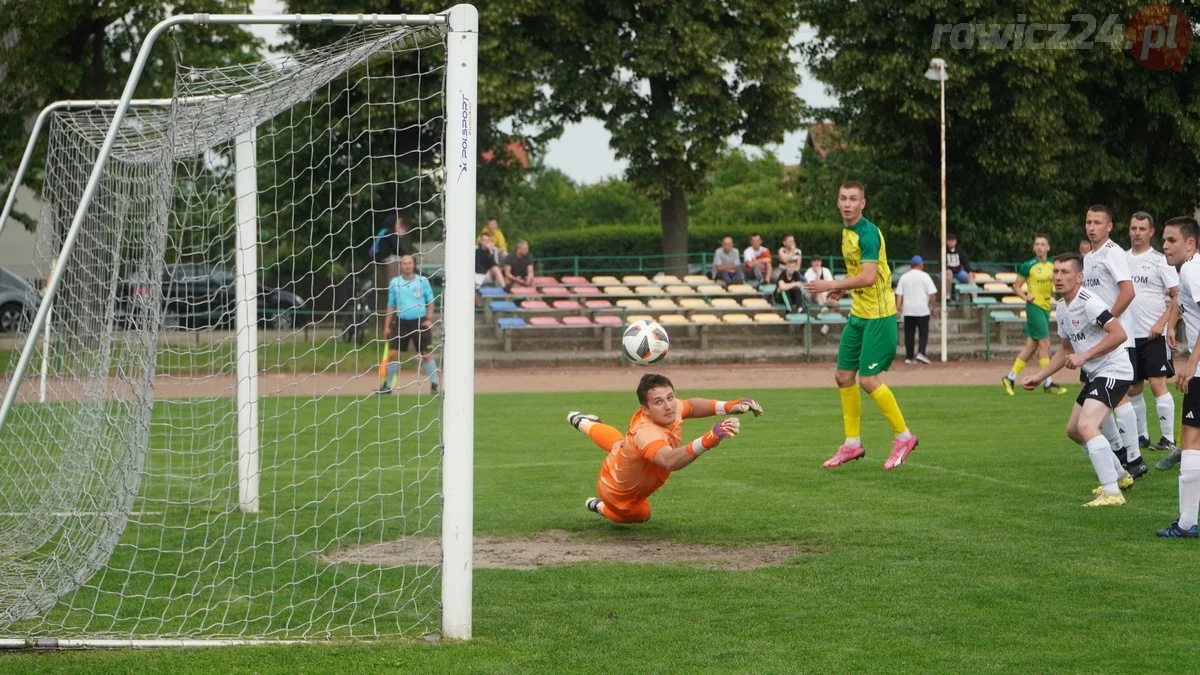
[0,9,476,643]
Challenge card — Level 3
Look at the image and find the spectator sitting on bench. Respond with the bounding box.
[773,256,805,309]
[803,254,834,306]
[774,233,802,281]
[712,236,744,286]
[478,216,508,254]
[475,232,506,294]
[743,233,773,283]
[503,239,536,287]
[945,233,975,285]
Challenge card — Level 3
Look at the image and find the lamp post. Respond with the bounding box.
[924,58,949,363]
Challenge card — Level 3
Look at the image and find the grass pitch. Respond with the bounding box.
[5,384,1200,673]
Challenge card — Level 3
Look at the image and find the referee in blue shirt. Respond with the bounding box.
[380,255,439,394]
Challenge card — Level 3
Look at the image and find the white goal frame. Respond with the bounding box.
[0,5,478,643]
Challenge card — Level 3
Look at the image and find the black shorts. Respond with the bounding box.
[1133,336,1174,381]
[390,318,431,354]
[1183,378,1200,428]
[1075,377,1133,409]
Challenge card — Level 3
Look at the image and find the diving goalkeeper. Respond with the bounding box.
[567,373,763,524]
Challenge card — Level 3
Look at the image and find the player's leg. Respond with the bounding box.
[824,316,866,468]
[1145,335,1178,452]
[383,327,403,391]
[589,495,651,524]
[567,411,622,452]
[915,315,931,363]
[1077,395,1128,506]
[416,325,439,393]
[1128,381,1150,447]
[1035,338,1066,394]
[1158,381,1200,537]
[902,316,916,363]
[857,317,917,470]
[1004,339,1038,395]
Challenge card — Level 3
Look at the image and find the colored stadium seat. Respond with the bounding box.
[623,275,653,285]
[658,314,691,326]
[742,298,772,310]
[552,299,582,310]
[696,284,727,295]
[665,284,698,296]
[647,298,678,309]
[972,296,998,306]
[519,299,549,310]
[757,284,776,296]
[683,275,711,285]
[726,284,756,295]
[604,285,634,296]
[816,312,847,325]
[479,286,507,297]
[561,275,589,285]
[754,313,785,323]
[489,300,518,312]
[585,299,614,309]
[991,310,1023,323]
[561,316,593,326]
[509,285,538,296]
[1001,295,1024,305]
[594,314,623,326]
[838,297,853,309]
[497,317,527,329]
[689,313,721,324]
[528,316,560,326]
[571,285,602,295]
[533,276,558,285]
[994,272,1018,284]
[954,283,982,294]
[616,299,647,309]
[540,286,569,296]
[653,274,683,285]
[973,272,994,282]
[710,298,740,309]
[591,275,622,286]
[635,285,664,296]
[722,313,753,324]
[982,282,1011,293]
[785,313,809,324]
[678,298,709,310]
[625,314,653,324]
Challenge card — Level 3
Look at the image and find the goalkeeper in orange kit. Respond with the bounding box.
[567,373,763,524]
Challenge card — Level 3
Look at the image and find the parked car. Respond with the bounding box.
[119,264,307,330]
[0,265,39,333]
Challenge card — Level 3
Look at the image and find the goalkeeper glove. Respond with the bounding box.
[724,398,763,416]
[688,418,740,456]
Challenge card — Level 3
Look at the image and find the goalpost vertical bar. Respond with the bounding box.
[234,128,260,514]
[441,3,478,641]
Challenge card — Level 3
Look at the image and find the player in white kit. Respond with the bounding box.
[1081,205,1147,478]
[1020,253,1134,506]
[1124,212,1179,458]
[1156,217,1200,537]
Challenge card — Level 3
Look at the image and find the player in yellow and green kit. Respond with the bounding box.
[804,181,918,471]
[1001,235,1069,395]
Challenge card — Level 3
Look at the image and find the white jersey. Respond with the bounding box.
[1177,255,1200,379]
[1083,239,1134,346]
[1126,248,1179,339]
[1056,289,1134,381]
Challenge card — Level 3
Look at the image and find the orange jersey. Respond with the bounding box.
[598,399,693,506]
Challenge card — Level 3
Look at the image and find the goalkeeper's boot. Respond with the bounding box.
[822,444,865,469]
[1001,377,1015,396]
[567,411,601,432]
[1092,472,1135,497]
[884,435,919,471]
[1083,492,1126,507]
[1150,436,1177,452]
[1043,383,1068,395]
[584,498,604,516]
[1156,520,1199,538]
[1157,448,1182,471]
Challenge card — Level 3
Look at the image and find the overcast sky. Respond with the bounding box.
[247,1,837,184]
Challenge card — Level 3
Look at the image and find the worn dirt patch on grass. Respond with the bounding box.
[323,529,802,571]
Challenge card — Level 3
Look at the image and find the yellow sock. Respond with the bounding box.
[869,384,908,435]
[1038,357,1050,369]
[839,384,861,441]
[1011,358,1026,375]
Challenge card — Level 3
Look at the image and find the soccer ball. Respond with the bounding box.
[621,319,670,365]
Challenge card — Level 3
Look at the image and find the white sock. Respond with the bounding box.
[895,430,912,441]
[1129,394,1149,440]
[1156,393,1176,443]
[1042,376,1054,388]
[844,437,861,448]
[577,419,595,435]
[1086,436,1120,494]
[1115,403,1141,462]
[1007,370,1018,381]
[1178,450,1200,530]
[1101,415,1123,454]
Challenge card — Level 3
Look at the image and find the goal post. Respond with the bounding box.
[0,5,477,644]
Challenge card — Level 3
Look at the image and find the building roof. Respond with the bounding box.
[805,122,846,158]
[481,141,530,168]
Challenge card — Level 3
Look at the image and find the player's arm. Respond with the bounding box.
[682,397,763,419]
[383,303,395,339]
[1152,285,1178,341]
[809,261,878,292]
[1177,295,1200,394]
[1111,279,1135,318]
[422,280,435,327]
[1012,276,1029,303]
[1075,309,1127,365]
[650,418,740,471]
[1022,340,1072,390]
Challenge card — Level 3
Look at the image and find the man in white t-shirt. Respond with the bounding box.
[743,233,773,283]
[803,255,834,306]
[895,255,938,365]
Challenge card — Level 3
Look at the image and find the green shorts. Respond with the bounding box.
[837,314,898,377]
[1024,303,1050,340]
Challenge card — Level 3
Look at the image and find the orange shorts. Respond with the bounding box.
[596,481,652,524]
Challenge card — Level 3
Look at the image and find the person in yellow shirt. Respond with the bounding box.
[567,373,762,524]
[1002,235,1069,395]
[804,181,918,471]
[477,217,508,253]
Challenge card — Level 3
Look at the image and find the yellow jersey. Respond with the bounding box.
[1017,258,1054,311]
[841,216,896,319]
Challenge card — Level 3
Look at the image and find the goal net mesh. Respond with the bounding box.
[0,22,447,640]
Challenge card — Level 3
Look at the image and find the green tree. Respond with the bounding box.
[690,150,797,225]
[0,0,262,228]
[504,0,806,271]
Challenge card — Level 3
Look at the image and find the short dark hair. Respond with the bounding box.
[486,216,499,223]
[947,233,958,240]
[1165,216,1200,245]
[636,373,675,406]
[750,232,762,239]
[783,233,794,241]
[1087,204,1113,222]
[1131,211,1154,228]
[1053,252,1084,271]
[839,181,865,197]
[1034,233,1049,243]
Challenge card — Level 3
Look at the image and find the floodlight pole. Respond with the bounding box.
[925,58,949,363]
